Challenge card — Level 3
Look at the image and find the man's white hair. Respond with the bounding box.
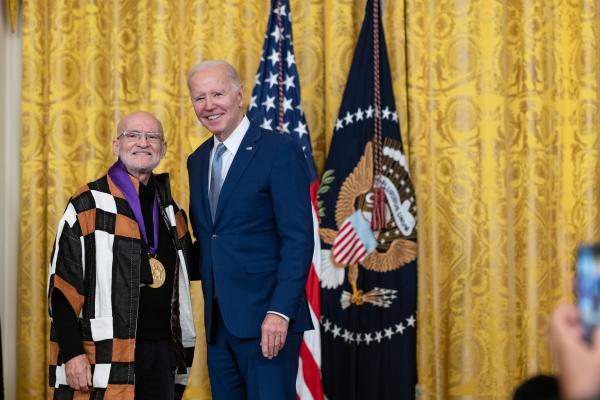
[187,60,242,91]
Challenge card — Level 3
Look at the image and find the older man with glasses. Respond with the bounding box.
[47,111,196,400]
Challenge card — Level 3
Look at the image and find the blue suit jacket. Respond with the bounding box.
[187,122,314,341]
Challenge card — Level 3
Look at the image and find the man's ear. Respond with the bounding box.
[237,85,244,108]
[161,141,167,159]
[112,139,119,158]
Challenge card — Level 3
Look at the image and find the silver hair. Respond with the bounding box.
[187,60,242,92]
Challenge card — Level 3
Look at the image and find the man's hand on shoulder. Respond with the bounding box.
[65,353,92,391]
[260,313,289,359]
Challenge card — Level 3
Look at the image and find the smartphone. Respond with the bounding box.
[576,244,600,343]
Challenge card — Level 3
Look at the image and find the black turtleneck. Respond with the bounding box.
[51,177,177,362]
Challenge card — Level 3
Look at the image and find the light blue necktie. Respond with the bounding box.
[209,143,227,220]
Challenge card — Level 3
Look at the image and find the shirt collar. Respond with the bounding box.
[213,115,250,157]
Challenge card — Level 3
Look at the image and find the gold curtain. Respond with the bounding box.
[16,0,600,399]
[409,0,600,398]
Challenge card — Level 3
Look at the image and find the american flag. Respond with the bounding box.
[246,1,323,399]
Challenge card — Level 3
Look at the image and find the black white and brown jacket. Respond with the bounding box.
[47,172,196,400]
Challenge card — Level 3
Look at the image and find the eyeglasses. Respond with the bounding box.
[117,130,164,143]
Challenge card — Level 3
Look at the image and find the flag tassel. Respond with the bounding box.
[371,185,386,230]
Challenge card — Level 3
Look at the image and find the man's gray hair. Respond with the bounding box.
[187,60,242,91]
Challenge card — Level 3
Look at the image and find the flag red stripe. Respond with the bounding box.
[344,241,363,265]
[333,231,358,258]
[298,179,322,400]
[338,236,361,264]
[347,239,368,265]
[354,247,368,263]
[305,262,320,316]
[333,236,356,261]
[300,340,324,399]
[333,222,353,247]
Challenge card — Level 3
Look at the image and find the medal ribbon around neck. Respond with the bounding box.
[108,160,165,288]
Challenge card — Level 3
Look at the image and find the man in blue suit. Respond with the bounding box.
[186,60,314,400]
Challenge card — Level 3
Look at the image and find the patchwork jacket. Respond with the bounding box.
[47,172,196,400]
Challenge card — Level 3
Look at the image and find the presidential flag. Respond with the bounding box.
[317,0,418,398]
[246,1,323,399]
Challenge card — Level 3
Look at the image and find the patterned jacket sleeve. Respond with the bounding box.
[51,290,85,361]
[47,201,87,319]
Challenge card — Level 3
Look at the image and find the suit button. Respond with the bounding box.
[211,234,218,239]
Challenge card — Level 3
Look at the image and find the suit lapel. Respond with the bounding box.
[198,141,213,227]
[213,124,261,224]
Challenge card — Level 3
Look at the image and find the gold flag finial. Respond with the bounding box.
[7,0,19,33]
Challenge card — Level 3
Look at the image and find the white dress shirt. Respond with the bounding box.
[208,115,289,322]
[208,115,250,192]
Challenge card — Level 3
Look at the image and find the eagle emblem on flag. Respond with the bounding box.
[320,139,417,309]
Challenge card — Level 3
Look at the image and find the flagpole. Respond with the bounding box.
[276,0,285,133]
[371,0,386,230]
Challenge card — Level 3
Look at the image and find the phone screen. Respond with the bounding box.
[576,244,600,343]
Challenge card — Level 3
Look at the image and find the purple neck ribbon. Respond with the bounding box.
[108,160,159,256]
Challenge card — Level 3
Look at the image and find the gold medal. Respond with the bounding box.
[149,257,166,288]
